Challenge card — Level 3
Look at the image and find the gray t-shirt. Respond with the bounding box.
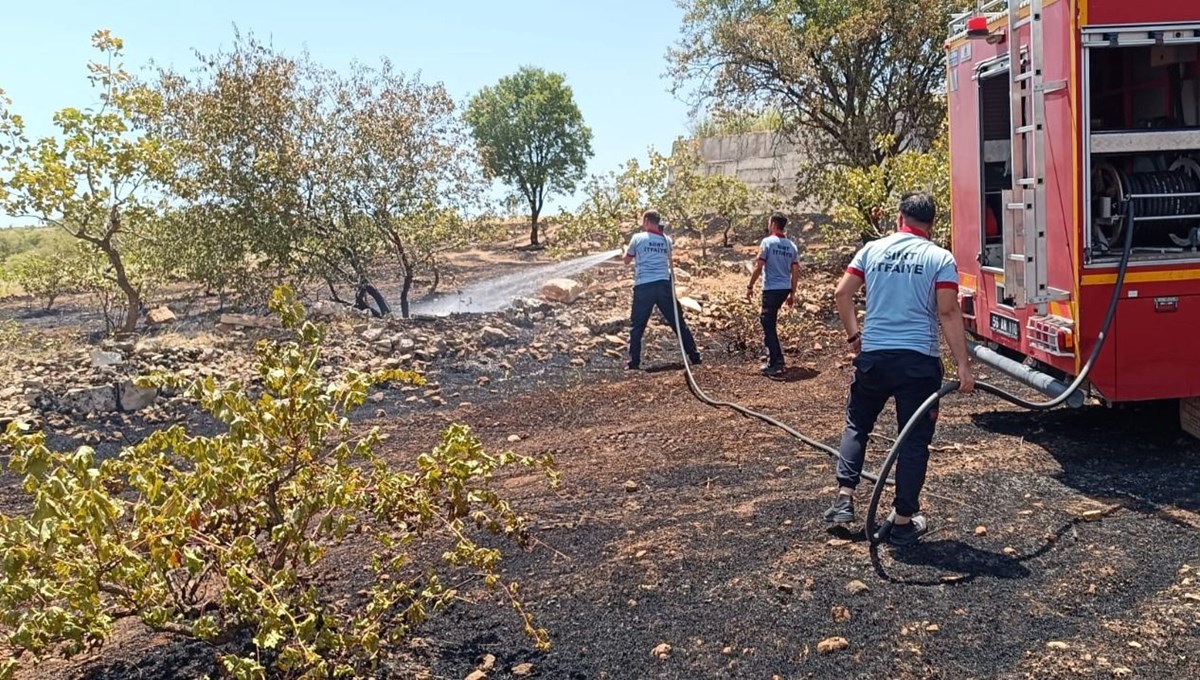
[758,234,799,291]
[626,231,672,286]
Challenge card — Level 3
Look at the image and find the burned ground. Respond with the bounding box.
[4,242,1200,679]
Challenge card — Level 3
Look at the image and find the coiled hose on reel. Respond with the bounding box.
[663,201,1136,548]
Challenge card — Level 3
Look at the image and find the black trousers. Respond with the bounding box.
[628,280,699,367]
[835,350,943,517]
[760,289,790,366]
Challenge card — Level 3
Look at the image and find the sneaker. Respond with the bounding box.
[625,362,640,371]
[688,355,702,366]
[761,363,784,376]
[887,515,928,547]
[823,495,856,523]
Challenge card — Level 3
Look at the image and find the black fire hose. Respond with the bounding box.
[658,199,1136,548]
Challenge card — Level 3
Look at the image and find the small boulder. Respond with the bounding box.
[146,306,177,325]
[511,662,534,677]
[362,327,386,343]
[90,350,125,368]
[651,643,672,659]
[818,637,849,654]
[118,381,158,412]
[61,386,117,414]
[678,297,702,313]
[540,279,585,304]
[481,326,512,344]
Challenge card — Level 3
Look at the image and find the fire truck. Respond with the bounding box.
[946,0,1200,418]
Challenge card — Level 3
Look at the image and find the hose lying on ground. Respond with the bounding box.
[661,201,1136,546]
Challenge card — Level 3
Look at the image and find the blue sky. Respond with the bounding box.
[1,0,696,220]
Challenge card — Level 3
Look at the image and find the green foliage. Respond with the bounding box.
[466,66,594,246]
[0,286,557,679]
[5,251,84,310]
[670,0,961,167]
[0,31,177,334]
[690,107,784,138]
[814,123,950,246]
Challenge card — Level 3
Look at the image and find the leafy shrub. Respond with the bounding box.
[4,250,83,310]
[813,122,950,247]
[0,286,557,679]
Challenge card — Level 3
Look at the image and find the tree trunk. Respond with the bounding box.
[102,244,141,335]
[354,284,390,317]
[529,202,541,247]
[399,252,414,319]
[429,264,441,295]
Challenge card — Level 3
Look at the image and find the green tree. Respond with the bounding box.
[815,121,951,246]
[669,0,959,168]
[0,287,556,680]
[0,31,176,334]
[655,139,763,258]
[465,66,593,248]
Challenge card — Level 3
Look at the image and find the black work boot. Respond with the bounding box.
[761,362,784,376]
[823,494,856,523]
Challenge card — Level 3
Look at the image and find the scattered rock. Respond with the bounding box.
[541,278,585,304]
[465,671,487,680]
[672,267,692,282]
[118,381,158,412]
[831,606,851,623]
[817,637,849,654]
[651,643,672,660]
[218,313,280,330]
[975,525,988,537]
[61,386,117,414]
[1082,509,1106,522]
[1046,641,1070,651]
[590,315,627,335]
[845,580,870,595]
[479,654,496,671]
[90,350,125,368]
[1112,668,1133,678]
[925,624,940,633]
[481,326,512,344]
[146,306,177,325]
[721,646,734,656]
[678,297,702,313]
[362,327,386,343]
[507,434,522,443]
[624,480,640,493]
[511,662,533,677]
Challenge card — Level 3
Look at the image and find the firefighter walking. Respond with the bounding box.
[745,212,800,376]
[824,192,974,546]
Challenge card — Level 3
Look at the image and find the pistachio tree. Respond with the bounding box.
[0,31,175,334]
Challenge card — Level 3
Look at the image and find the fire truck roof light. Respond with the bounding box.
[966,16,990,39]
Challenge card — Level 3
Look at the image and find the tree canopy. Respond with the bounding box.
[465,66,593,247]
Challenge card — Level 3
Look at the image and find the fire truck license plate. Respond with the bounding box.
[989,312,1020,340]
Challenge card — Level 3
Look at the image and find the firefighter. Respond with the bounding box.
[622,210,702,370]
[823,191,974,546]
[745,212,800,376]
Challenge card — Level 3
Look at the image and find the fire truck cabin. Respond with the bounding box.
[947,0,1200,406]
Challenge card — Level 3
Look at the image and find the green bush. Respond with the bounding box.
[5,250,83,310]
[814,121,950,247]
[0,286,557,679]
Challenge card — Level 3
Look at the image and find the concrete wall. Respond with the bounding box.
[696,131,807,197]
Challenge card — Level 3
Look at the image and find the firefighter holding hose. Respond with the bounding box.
[745,212,800,376]
[622,210,702,370]
[824,192,974,546]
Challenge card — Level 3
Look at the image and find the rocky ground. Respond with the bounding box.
[2,240,1200,679]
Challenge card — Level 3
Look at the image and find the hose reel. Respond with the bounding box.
[1092,157,1200,249]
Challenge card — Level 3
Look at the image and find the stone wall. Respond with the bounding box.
[696,131,806,198]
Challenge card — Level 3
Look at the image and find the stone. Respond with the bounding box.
[373,339,394,355]
[90,350,125,368]
[218,313,280,330]
[507,434,522,443]
[362,327,386,343]
[975,526,988,537]
[831,606,851,623]
[479,654,496,671]
[846,580,870,595]
[481,326,512,344]
[61,386,117,414]
[1046,641,1070,651]
[672,267,692,282]
[540,278,585,304]
[511,662,533,677]
[146,306,177,325]
[118,381,158,412]
[465,671,487,680]
[678,297,702,313]
[817,637,849,654]
[624,480,640,493]
[590,315,627,335]
[651,643,672,659]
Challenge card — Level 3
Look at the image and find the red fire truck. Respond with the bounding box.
[947,0,1200,413]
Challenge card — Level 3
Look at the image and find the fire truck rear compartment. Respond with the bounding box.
[1086,39,1200,262]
